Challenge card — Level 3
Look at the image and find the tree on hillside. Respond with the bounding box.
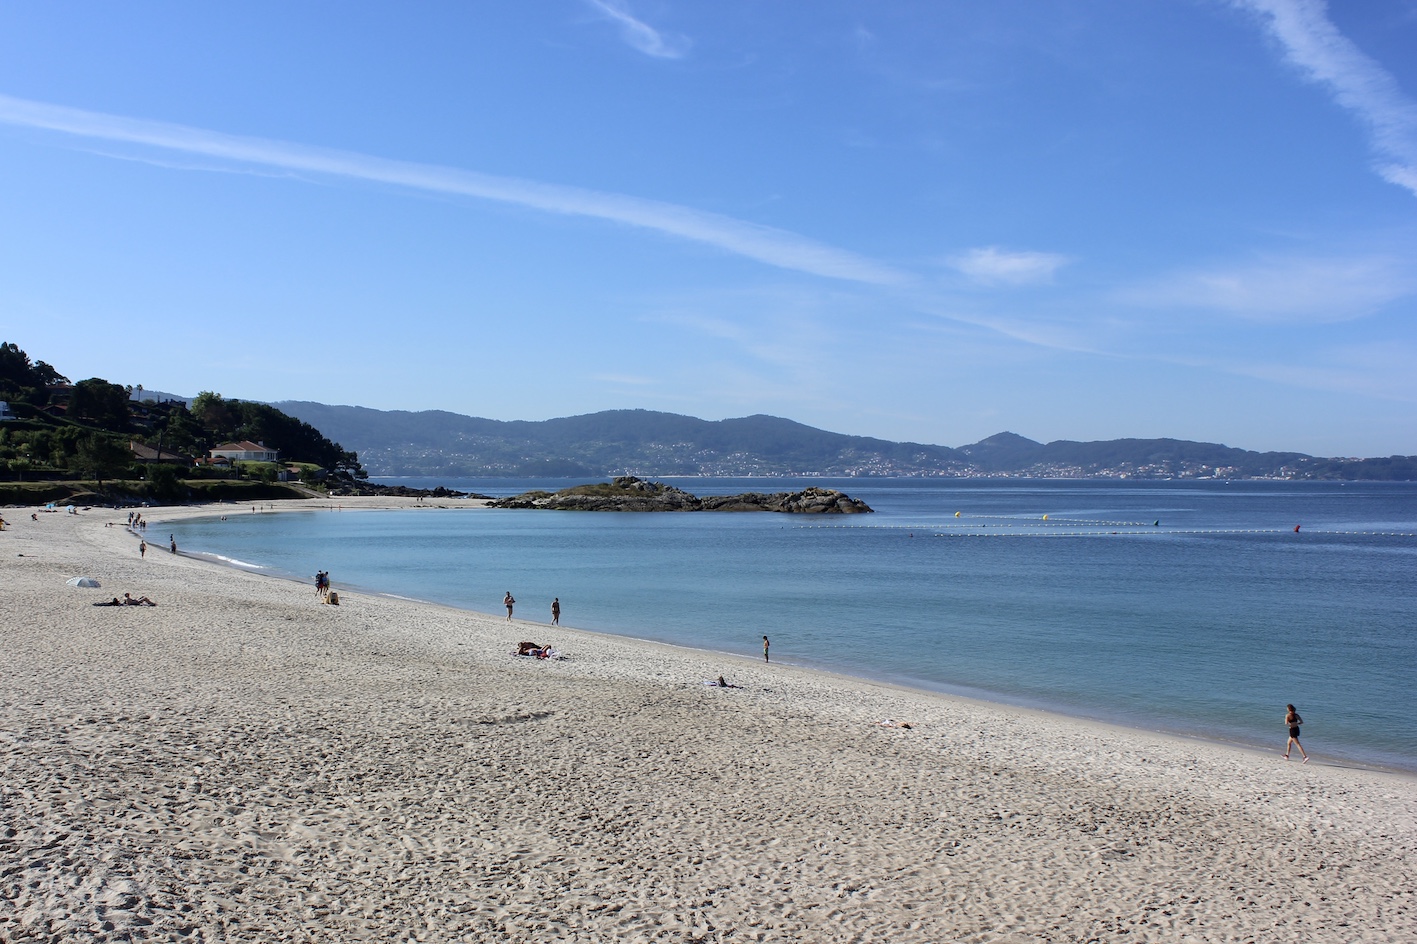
[148,404,209,457]
[146,462,186,501]
[69,378,132,431]
[73,432,131,487]
[190,391,237,434]
[0,341,68,404]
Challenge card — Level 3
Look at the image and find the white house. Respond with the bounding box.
[209,440,280,462]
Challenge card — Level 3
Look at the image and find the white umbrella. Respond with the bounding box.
[66,576,101,588]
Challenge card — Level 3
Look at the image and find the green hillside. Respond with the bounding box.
[0,342,364,502]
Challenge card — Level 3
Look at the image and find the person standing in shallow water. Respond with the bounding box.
[763,635,770,662]
[504,591,515,620]
[551,597,560,625]
[1284,704,1309,763]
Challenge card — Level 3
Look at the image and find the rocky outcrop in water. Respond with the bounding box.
[488,476,873,513]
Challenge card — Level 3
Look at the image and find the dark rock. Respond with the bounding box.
[487,476,872,513]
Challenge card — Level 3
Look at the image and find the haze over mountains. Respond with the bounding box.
[274,402,1416,481]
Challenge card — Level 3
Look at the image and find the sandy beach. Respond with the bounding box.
[2,499,1414,943]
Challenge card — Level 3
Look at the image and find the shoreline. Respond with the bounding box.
[4,499,1416,941]
[156,498,1416,776]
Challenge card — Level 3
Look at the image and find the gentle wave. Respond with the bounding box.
[198,552,267,570]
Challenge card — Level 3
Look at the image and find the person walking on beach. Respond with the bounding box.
[551,597,560,625]
[1284,704,1309,762]
[763,635,770,662]
[139,540,146,558]
[504,591,516,620]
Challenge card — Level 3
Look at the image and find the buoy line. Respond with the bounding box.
[793,524,1417,538]
[926,529,1417,538]
[949,514,1158,527]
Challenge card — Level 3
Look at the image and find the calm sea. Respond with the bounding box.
[170,478,1417,771]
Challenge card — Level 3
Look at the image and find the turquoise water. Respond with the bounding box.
[170,479,1417,771]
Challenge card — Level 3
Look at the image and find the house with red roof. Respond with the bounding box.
[210,440,279,463]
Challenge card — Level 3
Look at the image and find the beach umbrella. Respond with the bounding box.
[65,576,101,588]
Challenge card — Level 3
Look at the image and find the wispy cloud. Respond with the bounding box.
[946,246,1070,285]
[646,285,887,378]
[1201,342,1417,402]
[0,93,902,285]
[1233,0,1417,197]
[1116,253,1416,322]
[583,0,690,59]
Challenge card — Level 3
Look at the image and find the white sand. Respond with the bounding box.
[2,499,1414,943]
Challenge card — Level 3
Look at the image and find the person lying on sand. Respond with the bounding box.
[93,598,123,607]
[516,641,544,656]
[876,719,913,729]
[122,593,158,606]
[702,675,742,688]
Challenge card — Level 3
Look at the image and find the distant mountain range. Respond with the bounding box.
[272,402,1417,481]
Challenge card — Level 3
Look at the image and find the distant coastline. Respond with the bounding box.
[275,402,1417,481]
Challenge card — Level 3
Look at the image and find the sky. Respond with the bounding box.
[2,1,1416,457]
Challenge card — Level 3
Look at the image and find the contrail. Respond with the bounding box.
[0,92,904,284]
[1233,0,1417,198]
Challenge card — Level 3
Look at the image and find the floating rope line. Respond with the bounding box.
[925,529,1417,539]
[949,513,1159,527]
[793,524,1417,538]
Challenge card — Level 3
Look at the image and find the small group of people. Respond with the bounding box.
[137,532,175,556]
[315,570,331,600]
[94,593,158,607]
[503,593,561,625]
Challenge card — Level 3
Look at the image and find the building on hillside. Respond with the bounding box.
[129,441,194,465]
[210,441,280,463]
[0,401,15,421]
[282,464,323,483]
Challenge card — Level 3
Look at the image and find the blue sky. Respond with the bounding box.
[2,1,1415,457]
